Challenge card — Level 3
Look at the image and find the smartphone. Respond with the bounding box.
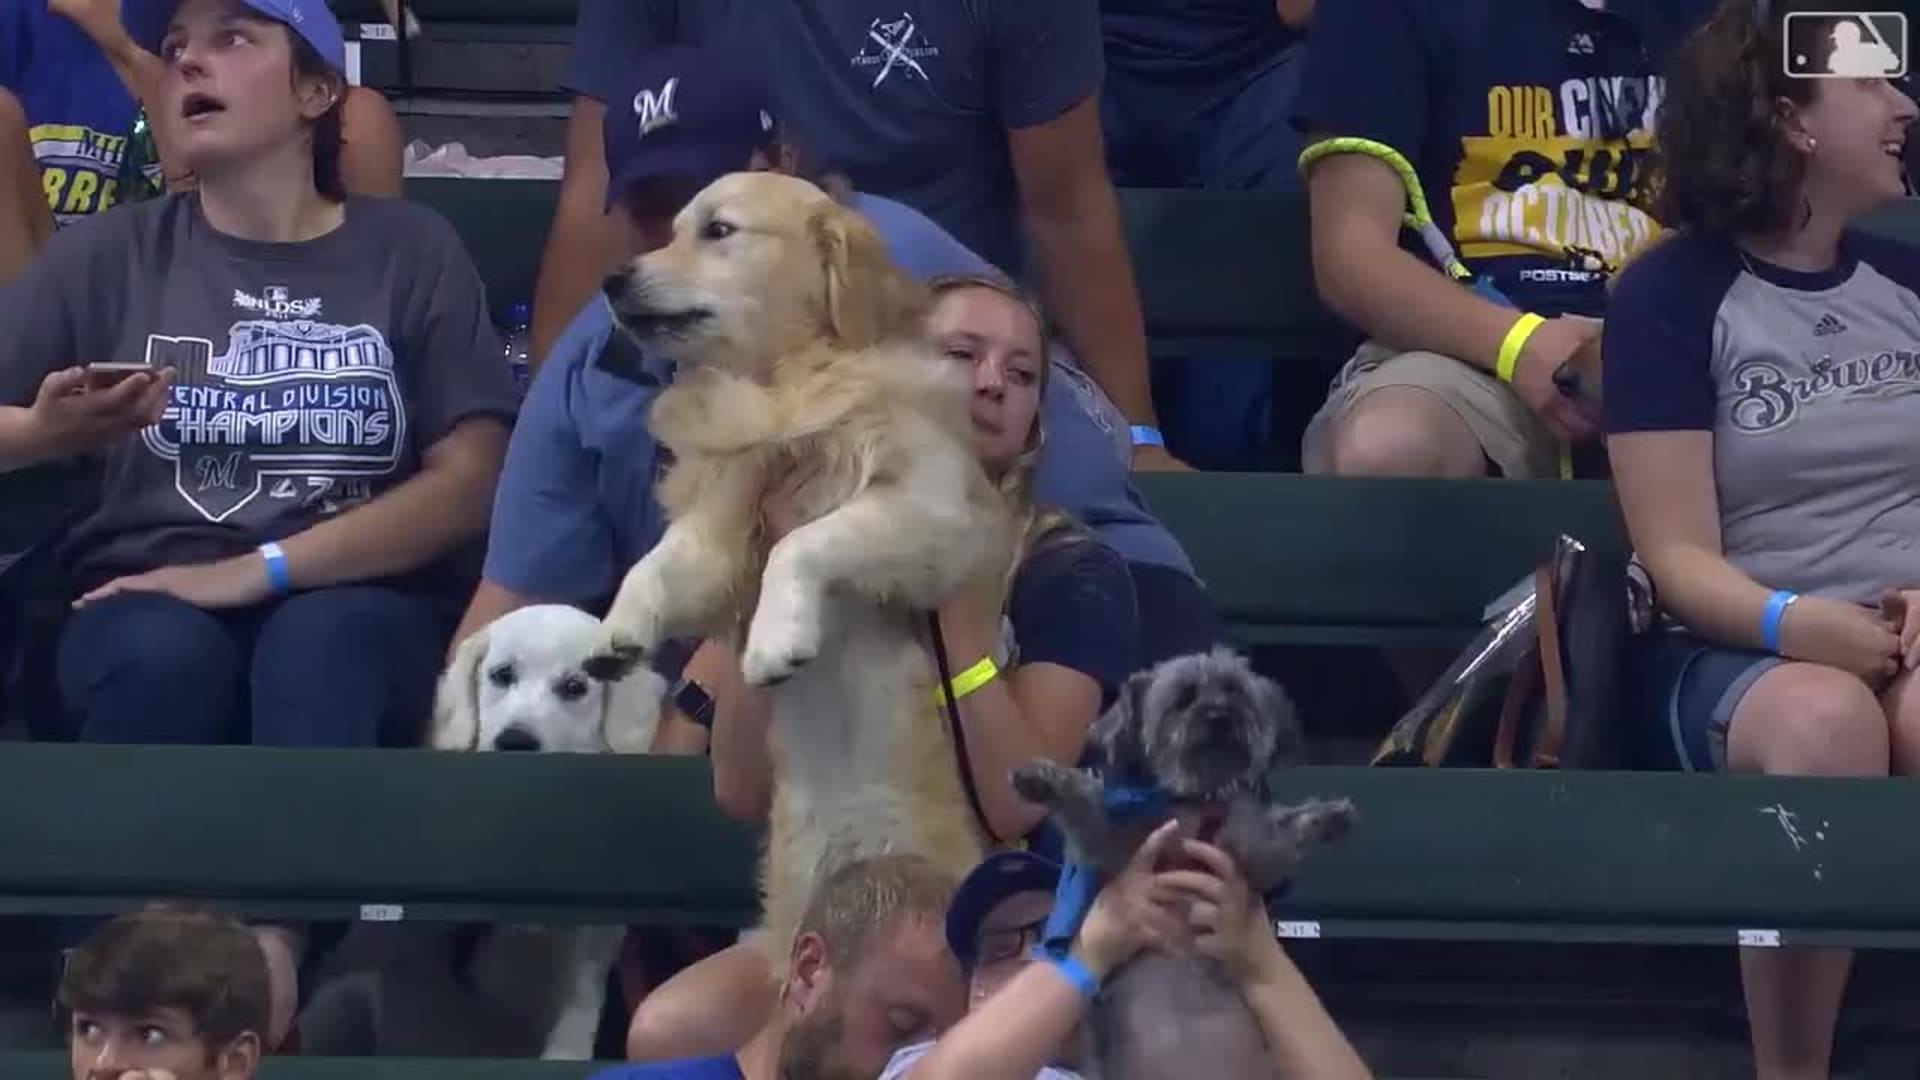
[82,362,155,389]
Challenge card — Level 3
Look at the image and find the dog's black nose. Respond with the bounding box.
[602,267,635,302]
[492,726,542,752]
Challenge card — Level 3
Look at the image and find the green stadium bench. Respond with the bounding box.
[3,745,1918,950]
[1132,473,1627,648]
[406,177,558,326]
[1861,197,1920,248]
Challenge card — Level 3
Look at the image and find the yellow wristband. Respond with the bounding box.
[1495,312,1546,384]
[936,656,1000,704]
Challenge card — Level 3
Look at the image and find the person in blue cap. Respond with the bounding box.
[881,826,1369,1080]
[0,0,516,1043]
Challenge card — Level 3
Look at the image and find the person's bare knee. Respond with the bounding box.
[625,942,776,1062]
[1727,663,1889,777]
[1326,386,1486,478]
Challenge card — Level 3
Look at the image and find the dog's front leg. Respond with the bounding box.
[740,485,972,687]
[538,925,626,1061]
[1215,796,1358,898]
[586,513,746,682]
[1009,761,1133,872]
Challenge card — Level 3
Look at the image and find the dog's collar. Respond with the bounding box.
[1035,784,1171,961]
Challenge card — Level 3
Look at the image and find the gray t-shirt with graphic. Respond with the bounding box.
[0,194,518,591]
[1603,227,1920,603]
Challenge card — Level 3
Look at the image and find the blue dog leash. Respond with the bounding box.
[1036,784,1171,960]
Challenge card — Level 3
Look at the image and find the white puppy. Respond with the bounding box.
[300,605,664,1061]
[435,603,663,756]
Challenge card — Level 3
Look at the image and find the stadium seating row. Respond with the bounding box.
[2,744,1916,951]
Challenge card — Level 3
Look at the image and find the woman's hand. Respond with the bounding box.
[1779,595,1900,686]
[1882,590,1920,671]
[1160,838,1285,986]
[1074,820,1190,978]
[76,554,271,611]
[25,366,171,458]
[759,462,819,542]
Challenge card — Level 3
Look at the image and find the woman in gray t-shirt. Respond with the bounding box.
[0,0,516,757]
[1601,2,1918,1076]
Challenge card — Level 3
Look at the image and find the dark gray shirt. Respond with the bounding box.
[0,194,518,591]
[1604,228,1920,603]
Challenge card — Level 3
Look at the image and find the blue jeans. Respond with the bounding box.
[54,586,447,747]
[1104,42,1309,470]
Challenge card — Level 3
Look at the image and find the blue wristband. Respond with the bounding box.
[1128,424,1165,448]
[1050,954,1099,999]
[259,542,291,597]
[1760,590,1799,653]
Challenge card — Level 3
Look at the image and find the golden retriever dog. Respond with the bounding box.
[582,171,1010,960]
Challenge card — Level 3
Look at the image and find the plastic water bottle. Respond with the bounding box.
[502,302,533,396]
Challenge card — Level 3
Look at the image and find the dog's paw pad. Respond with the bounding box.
[582,637,645,682]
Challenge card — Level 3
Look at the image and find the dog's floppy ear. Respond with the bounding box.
[599,667,668,755]
[1254,669,1304,767]
[1089,668,1154,776]
[810,200,928,350]
[430,626,489,751]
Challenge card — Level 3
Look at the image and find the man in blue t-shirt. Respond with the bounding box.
[588,854,965,1080]
[524,0,1184,476]
[1292,0,1714,481]
[453,47,1223,700]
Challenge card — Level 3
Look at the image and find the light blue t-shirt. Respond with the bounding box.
[482,190,1193,606]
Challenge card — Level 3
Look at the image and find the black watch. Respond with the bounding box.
[672,676,716,730]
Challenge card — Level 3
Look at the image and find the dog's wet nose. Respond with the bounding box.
[492,726,542,753]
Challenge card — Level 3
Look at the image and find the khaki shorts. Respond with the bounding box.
[1300,341,1560,479]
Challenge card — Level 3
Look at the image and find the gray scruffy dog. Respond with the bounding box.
[1010,647,1356,1080]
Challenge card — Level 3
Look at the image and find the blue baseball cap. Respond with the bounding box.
[124,0,348,77]
[603,45,779,211]
[944,850,1063,968]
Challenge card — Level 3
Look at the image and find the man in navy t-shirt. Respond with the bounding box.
[1292,0,1714,481]
[524,0,1183,475]
[587,855,965,1080]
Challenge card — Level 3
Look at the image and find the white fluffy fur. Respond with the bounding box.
[590,171,1011,955]
[434,603,663,756]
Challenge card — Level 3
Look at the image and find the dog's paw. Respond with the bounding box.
[1009,761,1074,807]
[1226,797,1357,896]
[741,585,821,688]
[581,632,646,683]
[1281,797,1358,850]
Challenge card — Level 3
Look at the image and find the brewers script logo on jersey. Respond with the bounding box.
[138,319,406,522]
[1451,74,1665,283]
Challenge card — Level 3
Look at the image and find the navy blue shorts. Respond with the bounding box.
[1639,632,1781,772]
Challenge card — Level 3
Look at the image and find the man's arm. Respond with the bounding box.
[45,0,189,187]
[529,96,621,367]
[339,87,405,197]
[1008,98,1174,469]
[0,88,48,284]
[1275,0,1314,26]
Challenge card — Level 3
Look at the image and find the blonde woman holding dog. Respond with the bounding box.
[624,274,1143,1067]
